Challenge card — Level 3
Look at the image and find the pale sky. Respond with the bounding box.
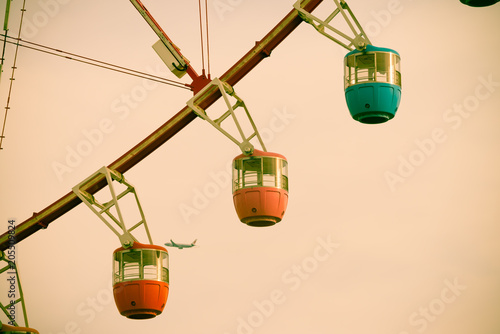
[1,0,500,333]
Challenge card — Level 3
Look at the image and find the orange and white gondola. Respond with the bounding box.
[232,150,288,227]
[187,78,290,227]
[73,167,170,320]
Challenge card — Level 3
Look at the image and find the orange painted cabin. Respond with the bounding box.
[112,242,169,319]
[232,150,289,227]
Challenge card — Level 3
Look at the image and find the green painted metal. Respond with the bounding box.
[0,251,30,329]
[3,0,11,31]
[0,0,12,78]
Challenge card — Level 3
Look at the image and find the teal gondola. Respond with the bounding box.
[344,45,402,124]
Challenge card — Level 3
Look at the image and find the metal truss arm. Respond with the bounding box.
[187,78,267,155]
[294,0,371,51]
[72,167,153,248]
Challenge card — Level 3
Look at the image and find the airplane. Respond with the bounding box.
[164,239,197,249]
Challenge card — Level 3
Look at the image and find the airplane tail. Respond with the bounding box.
[192,239,197,245]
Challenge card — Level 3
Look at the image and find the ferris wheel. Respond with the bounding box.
[0,0,493,332]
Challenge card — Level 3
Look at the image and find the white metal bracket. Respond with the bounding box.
[72,166,153,248]
[186,77,267,155]
[130,0,189,78]
[293,0,371,51]
[152,39,187,79]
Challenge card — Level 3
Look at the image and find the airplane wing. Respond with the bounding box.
[164,239,175,247]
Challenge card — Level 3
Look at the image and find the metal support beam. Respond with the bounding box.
[0,0,323,251]
[72,166,153,248]
[187,77,267,155]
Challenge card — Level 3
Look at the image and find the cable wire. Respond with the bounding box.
[197,0,211,78]
[1,35,191,90]
[205,0,211,77]
[198,0,205,75]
